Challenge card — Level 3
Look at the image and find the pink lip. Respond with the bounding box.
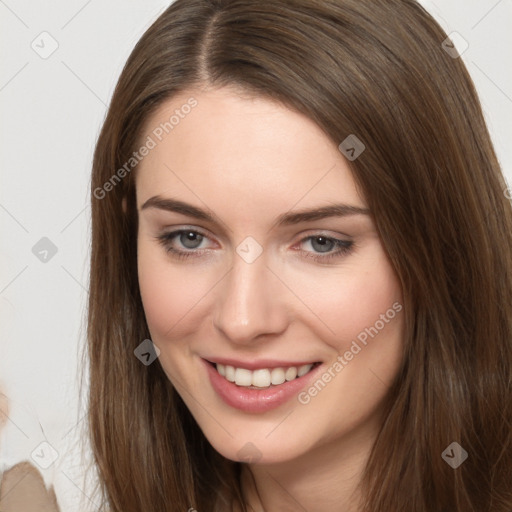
[202,358,323,413]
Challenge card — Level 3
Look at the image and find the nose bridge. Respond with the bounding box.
[213,248,286,342]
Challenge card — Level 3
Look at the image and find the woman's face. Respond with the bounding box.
[135,86,404,465]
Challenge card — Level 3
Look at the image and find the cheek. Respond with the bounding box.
[289,251,404,437]
[137,241,214,340]
[283,244,403,350]
[333,267,401,346]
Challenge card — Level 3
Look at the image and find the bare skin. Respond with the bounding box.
[135,86,404,511]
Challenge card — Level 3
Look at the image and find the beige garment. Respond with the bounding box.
[0,390,61,512]
[0,461,61,512]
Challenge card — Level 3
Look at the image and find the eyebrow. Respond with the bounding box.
[140,196,371,228]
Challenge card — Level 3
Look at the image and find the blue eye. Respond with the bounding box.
[156,229,210,259]
[298,235,354,262]
[173,230,205,249]
[155,230,354,262]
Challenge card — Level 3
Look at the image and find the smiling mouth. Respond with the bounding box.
[207,361,322,389]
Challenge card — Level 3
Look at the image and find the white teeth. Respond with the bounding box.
[270,368,286,385]
[285,367,298,381]
[252,369,271,388]
[215,362,316,388]
[234,368,252,386]
[225,365,236,382]
[298,364,313,377]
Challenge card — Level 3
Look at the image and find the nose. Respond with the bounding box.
[212,250,289,344]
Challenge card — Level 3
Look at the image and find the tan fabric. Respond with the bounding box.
[0,461,61,512]
[0,389,61,511]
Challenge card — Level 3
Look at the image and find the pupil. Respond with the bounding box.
[312,236,333,253]
[182,231,202,248]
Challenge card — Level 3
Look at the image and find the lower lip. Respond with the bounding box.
[203,359,323,413]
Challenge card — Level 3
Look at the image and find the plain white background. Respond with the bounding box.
[1,1,511,510]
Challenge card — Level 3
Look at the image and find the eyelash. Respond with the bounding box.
[155,228,354,263]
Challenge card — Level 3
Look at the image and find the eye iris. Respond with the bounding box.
[311,236,334,253]
[181,231,203,249]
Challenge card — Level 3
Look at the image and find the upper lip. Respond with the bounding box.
[204,357,320,371]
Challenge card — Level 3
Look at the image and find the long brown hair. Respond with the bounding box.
[86,1,512,510]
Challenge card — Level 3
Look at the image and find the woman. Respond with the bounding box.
[87,0,512,510]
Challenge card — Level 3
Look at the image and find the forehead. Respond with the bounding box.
[135,87,366,220]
